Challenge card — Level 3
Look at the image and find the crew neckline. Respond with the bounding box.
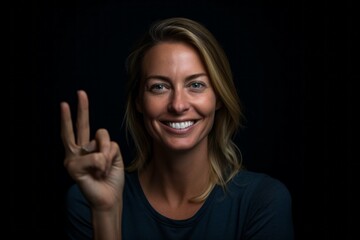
[130,171,220,227]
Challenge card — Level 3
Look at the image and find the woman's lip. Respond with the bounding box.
[160,120,198,134]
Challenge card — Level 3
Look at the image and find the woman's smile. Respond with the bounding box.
[166,121,195,130]
[160,120,197,135]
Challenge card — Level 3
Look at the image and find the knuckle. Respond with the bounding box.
[63,157,75,170]
[92,153,106,170]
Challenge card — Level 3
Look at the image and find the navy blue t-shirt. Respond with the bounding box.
[65,170,294,239]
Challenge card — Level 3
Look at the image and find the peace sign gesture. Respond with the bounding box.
[60,90,125,211]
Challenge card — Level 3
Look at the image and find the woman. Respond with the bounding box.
[61,17,294,239]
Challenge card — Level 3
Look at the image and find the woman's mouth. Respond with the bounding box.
[165,121,195,130]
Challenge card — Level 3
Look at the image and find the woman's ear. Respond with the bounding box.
[136,97,143,113]
[215,99,222,110]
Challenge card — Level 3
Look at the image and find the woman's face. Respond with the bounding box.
[137,42,220,152]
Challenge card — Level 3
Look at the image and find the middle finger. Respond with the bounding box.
[76,90,90,146]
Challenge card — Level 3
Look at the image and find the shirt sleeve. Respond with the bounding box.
[244,175,294,240]
[64,184,93,240]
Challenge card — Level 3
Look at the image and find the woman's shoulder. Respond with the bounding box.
[65,183,92,229]
[224,170,294,238]
[229,169,292,202]
[66,183,91,213]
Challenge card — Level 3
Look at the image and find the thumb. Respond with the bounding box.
[81,140,97,154]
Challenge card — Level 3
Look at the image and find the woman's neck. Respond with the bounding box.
[139,141,211,205]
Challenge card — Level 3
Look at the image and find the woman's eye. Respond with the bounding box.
[149,83,168,93]
[189,82,205,90]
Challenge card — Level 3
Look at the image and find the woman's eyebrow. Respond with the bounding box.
[144,75,171,82]
[185,73,208,82]
[144,73,208,82]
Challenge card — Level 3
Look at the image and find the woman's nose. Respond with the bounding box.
[167,89,190,113]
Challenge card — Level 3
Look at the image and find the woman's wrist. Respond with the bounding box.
[92,200,123,240]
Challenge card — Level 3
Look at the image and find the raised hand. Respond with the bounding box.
[60,90,125,211]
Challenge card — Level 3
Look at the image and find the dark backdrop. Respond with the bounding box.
[17,0,355,239]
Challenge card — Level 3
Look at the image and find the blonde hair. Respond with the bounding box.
[124,17,244,201]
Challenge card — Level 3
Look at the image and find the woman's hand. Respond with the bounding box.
[60,90,125,211]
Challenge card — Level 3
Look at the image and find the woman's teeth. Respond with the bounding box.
[167,121,194,129]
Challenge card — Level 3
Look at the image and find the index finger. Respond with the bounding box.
[60,101,76,151]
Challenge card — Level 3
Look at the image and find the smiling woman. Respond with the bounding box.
[139,42,219,155]
[61,17,294,239]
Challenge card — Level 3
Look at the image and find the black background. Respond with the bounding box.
[15,0,355,239]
